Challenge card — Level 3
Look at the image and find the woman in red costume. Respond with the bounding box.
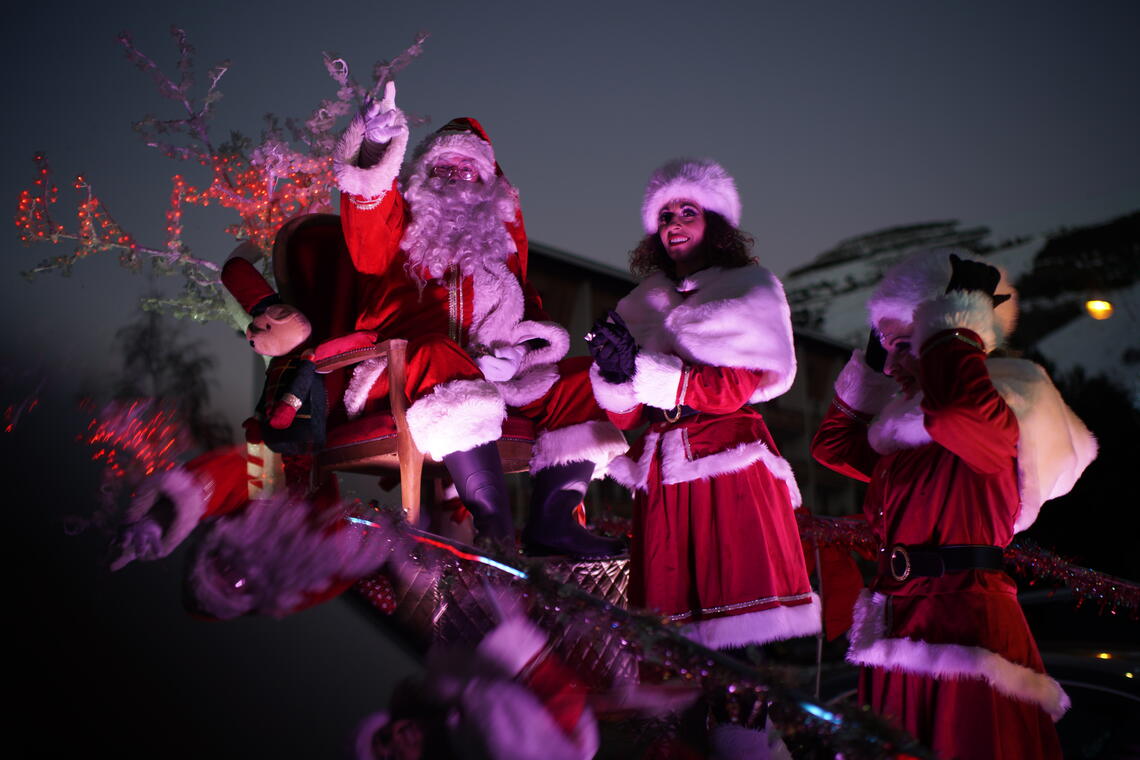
[811,248,1097,759]
[587,159,820,652]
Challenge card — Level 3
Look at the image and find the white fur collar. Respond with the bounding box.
[615,266,796,403]
[868,392,933,454]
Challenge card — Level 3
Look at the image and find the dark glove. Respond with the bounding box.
[946,253,1011,307]
[865,329,887,373]
[587,310,638,383]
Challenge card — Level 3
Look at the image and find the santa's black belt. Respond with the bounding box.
[883,544,1004,582]
[646,405,701,423]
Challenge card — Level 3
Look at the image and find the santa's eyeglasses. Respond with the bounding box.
[430,163,480,183]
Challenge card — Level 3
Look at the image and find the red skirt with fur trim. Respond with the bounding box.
[859,666,1062,760]
[628,412,819,650]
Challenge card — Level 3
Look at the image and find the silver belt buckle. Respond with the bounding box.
[889,544,912,582]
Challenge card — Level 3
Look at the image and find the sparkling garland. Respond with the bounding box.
[795,512,1140,618]
[352,510,935,760]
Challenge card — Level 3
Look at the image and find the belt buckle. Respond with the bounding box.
[889,544,912,582]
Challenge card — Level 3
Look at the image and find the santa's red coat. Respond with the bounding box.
[335,179,624,468]
[812,292,1096,758]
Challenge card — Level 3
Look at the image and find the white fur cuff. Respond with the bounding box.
[632,352,684,409]
[589,363,640,413]
[406,379,506,459]
[333,114,409,201]
[833,351,898,416]
[530,420,629,476]
[913,290,1001,353]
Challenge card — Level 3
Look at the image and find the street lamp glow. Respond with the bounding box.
[1085,300,1114,320]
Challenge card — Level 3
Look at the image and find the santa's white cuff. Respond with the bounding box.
[632,351,684,409]
[833,351,898,416]
[405,379,506,459]
[333,113,409,201]
[913,290,1001,354]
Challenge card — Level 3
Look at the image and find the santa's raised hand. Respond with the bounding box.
[363,81,407,145]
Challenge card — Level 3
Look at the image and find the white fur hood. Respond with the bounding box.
[614,265,796,403]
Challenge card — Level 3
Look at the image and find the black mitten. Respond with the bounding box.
[865,330,887,373]
[946,253,1011,306]
[587,311,638,383]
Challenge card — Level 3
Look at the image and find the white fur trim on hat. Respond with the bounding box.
[847,590,1070,720]
[913,290,1003,353]
[333,111,409,201]
[405,378,506,459]
[868,248,1017,345]
[529,420,630,476]
[833,351,898,416]
[642,159,742,233]
[680,593,822,649]
[412,131,497,184]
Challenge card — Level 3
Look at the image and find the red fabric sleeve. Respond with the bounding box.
[679,365,766,414]
[183,447,251,519]
[810,400,879,483]
[606,405,646,430]
[337,181,405,276]
[919,329,1018,475]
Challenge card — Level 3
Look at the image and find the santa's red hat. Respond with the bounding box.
[221,256,282,316]
[642,159,742,234]
[410,117,500,184]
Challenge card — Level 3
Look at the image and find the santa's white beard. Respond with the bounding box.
[402,175,518,285]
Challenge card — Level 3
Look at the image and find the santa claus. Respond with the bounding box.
[331,83,626,556]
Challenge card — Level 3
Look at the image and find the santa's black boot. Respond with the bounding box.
[442,442,515,548]
[523,460,625,558]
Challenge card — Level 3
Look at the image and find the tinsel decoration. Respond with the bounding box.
[15,27,429,327]
[349,509,936,760]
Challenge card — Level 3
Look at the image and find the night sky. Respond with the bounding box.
[4,2,1139,757]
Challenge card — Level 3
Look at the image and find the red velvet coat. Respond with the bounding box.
[591,266,820,649]
[812,294,1096,757]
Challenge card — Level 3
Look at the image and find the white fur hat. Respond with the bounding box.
[869,247,1018,341]
[410,117,499,184]
[641,159,741,233]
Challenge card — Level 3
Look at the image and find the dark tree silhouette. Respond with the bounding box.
[113,305,232,450]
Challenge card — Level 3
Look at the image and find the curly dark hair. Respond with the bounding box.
[629,210,756,280]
